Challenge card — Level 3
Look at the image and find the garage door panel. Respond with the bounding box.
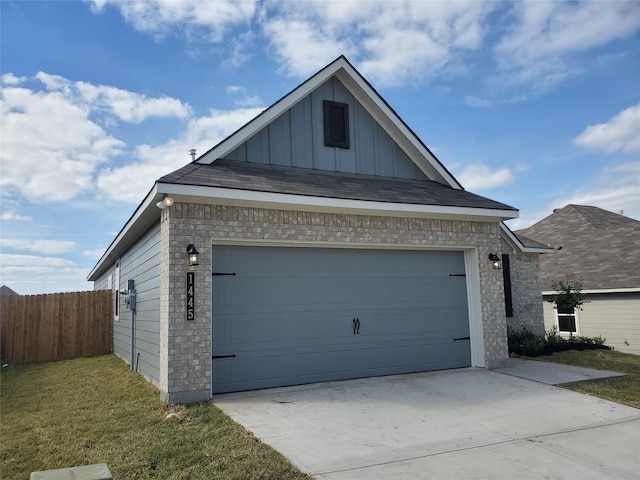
[213,246,471,394]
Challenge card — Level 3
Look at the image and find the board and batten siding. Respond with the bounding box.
[224,77,425,180]
[543,293,640,355]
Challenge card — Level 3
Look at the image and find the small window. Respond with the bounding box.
[556,305,578,334]
[323,100,350,149]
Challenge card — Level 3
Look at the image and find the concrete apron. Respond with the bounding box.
[214,366,640,480]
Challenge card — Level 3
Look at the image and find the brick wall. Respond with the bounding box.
[160,203,509,403]
[501,237,546,337]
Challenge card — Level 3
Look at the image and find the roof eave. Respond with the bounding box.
[158,182,517,221]
[88,182,518,282]
[87,185,164,281]
[500,223,554,254]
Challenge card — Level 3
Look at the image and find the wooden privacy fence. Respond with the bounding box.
[1,290,112,364]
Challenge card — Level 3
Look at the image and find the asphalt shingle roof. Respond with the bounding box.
[516,204,640,291]
[158,159,516,212]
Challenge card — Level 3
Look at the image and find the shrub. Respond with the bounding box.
[507,326,610,357]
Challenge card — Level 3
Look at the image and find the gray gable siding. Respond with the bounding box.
[224,77,426,180]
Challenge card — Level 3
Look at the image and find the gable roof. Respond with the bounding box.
[197,56,462,189]
[0,285,19,296]
[516,204,640,291]
[88,56,523,281]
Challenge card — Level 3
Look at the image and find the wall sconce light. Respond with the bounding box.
[488,253,502,270]
[187,243,200,266]
[156,194,174,210]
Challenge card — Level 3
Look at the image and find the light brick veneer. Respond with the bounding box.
[501,237,546,337]
[159,203,510,404]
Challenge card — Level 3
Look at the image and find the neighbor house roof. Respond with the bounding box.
[516,204,640,291]
[158,159,516,212]
[0,285,19,296]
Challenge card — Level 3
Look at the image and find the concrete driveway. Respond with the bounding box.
[214,362,640,479]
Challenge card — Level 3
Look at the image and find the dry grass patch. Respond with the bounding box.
[0,355,311,480]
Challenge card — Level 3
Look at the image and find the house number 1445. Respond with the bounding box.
[186,271,195,321]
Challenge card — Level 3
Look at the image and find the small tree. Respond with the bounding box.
[547,275,587,336]
[547,275,587,311]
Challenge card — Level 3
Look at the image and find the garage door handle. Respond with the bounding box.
[353,317,360,335]
[453,336,470,341]
[212,354,237,359]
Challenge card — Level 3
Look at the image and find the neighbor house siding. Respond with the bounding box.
[224,77,425,180]
[118,221,162,385]
[543,293,640,355]
[158,202,509,404]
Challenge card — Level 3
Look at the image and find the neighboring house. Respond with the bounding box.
[517,204,640,355]
[88,56,550,404]
[0,285,19,296]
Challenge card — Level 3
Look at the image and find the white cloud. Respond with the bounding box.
[226,85,262,107]
[96,107,264,202]
[0,239,76,255]
[494,1,640,90]
[88,0,257,42]
[0,254,91,295]
[1,210,32,221]
[35,72,191,123]
[262,1,495,87]
[1,73,26,86]
[1,73,192,203]
[574,104,640,153]
[510,160,640,229]
[83,248,106,260]
[1,84,124,202]
[456,164,515,191]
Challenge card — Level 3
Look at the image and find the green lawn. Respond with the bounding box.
[527,350,640,409]
[0,355,311,480]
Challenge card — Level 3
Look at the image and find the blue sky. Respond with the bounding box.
[1,0,639,294]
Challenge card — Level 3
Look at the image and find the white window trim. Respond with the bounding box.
[555,307,580,336]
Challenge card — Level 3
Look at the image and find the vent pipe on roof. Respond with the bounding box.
[189,148,197,162]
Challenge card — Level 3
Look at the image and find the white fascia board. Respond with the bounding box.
[543,288,640,295]
[499,223,553,254]
[158,183,518,221]
[87,185,161,281]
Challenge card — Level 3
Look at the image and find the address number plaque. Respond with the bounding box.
[186,271,195,321]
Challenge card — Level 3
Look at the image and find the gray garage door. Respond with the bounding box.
[212,246,470,394]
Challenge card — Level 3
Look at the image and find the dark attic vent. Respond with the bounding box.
[323,100,350,149]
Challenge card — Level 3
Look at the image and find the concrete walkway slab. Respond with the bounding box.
[495,358,626,385]
[214,368,640,479]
